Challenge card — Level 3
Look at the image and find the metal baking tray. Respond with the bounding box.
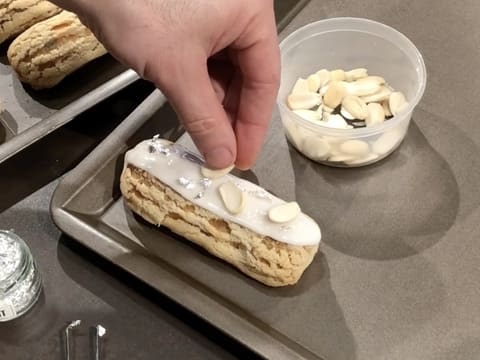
[0,59,139,162]
[0,43,139,162]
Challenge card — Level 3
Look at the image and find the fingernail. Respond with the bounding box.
[205,147,234,169]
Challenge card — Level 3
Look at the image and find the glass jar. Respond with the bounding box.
[0,230,42,321]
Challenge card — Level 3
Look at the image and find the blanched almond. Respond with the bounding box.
[365,102,385,127]
[389,91,408,115]
[345,153,380,165]
[323,81,346,109]
[345,68,368,81]
[339,139,370,156]
[330,69,346,81]
[382,100,393,117]
[345,78,381,96]
[293,109,322,122]
[301,136,330,161]
[341,95,368,120]
[328,154,357,162]
[291,78,309,94]
[268,202,301,223]
[323,114,350,129]
[201,164,234,179]
[307,74,321,92]
[363,76,386,85]
[287,93,322,110]
[316,104,324,115]
[316,69,331,87]
[323,104,334,113]
[219,181,246,215]
[360,86,392,103]
[319,84,329,96]
[340,107,355,120]
[322,111,331,121]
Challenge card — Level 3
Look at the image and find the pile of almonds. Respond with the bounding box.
[287,68,408,129]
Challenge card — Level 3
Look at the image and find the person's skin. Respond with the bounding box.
[51,0,280,170]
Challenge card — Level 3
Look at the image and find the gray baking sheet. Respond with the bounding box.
[0,40,139,162]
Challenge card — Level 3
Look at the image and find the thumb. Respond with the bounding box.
[156,55,236,169]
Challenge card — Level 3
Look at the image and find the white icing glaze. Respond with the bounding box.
[124,138,321,246]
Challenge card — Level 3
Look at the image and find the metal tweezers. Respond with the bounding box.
[64,320,106,360]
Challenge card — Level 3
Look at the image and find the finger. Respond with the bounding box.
[232,15,280,169]
[154,53,237,169]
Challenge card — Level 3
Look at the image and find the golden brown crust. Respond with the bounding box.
[120,165,319,287]
[7,10,107,89]
[0,0,61,44]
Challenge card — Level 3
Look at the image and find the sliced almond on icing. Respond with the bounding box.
[201,164,234,179]
[291,78,309,94]
[360,86,392,103]
[366,102,386,127]
[389,91,408,115]
[330,69,346,81]
[293,109,322,122]
[316,69,331,87]
[287,93,322,110]
[219,181,246,215]
[345,78,382,96]
[268,202,301,223]
[345,68,368,82]
[323,81,346,109]
[341,95,368,120]
[307,74,321,92]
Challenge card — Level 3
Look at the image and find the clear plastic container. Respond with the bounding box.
[277,17,427,167]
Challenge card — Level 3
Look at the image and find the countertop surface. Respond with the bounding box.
[2,0,480,359]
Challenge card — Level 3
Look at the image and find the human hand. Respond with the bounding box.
[54,0,280,169]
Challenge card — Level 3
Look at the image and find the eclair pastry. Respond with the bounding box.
[7,10,107,89]
[120,137,321,287]
[0,0,61,44]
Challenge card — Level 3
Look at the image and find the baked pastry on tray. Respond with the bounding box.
[7,10,107,89]
[120,136,321,287]
[0,0,61,44]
